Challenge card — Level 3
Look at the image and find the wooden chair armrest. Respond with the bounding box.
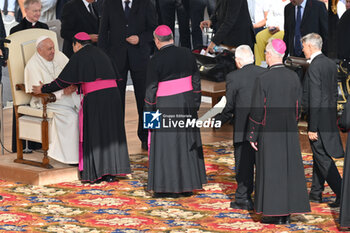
[16,83,56,105]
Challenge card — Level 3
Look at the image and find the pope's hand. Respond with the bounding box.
[63,85,77,95]
[32,81,44,94]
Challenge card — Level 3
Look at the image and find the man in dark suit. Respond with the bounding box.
[10,0,49,153]
[60,0,99,58]
[215,45,266,210]
[10,0,48,35]
[98,0,157,150]
[189,0,215,49]
[158,0,191,48]
[200,0,255,53]
[302,33,343,206]
[283,0,328,58]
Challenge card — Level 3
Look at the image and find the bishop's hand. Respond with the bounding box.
[32,81,44,94]
[126,35,139,45]
[250,141,258,151]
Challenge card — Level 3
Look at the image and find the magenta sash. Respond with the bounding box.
[79,79,118,171]
[156,76,193,97]
[148,76,193,155]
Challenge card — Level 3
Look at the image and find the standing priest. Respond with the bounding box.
[33,32,131,183]
[144,25,207,198]
[247,39,310,224]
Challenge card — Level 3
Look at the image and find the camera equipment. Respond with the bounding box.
[0,38,11,62]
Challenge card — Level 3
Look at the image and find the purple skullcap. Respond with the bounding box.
[74,32,91,41]
[154,25,172,36]
[271,39,286,54]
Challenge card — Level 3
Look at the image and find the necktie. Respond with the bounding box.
[294,5,302,56]
[88,3,97,19]
[124,0,131,19]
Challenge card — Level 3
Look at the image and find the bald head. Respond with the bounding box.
[235,45,254,69]
[37,38,55,61]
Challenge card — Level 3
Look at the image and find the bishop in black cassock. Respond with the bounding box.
[33,32,131,183]
[144,25,207,197]
[247,39,310,224]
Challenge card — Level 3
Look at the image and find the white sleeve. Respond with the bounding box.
[24,61,42,93]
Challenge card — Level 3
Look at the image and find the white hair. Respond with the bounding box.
[235,45,254,65]
[266,38,284,58]
[24,0,41,8]
[301,33,323,50]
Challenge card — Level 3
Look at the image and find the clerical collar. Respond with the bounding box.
[308,51,322,63]
[268,63,284,69]
[25,17,36,27]
[159,44,174,50]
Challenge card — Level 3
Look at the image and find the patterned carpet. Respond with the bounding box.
[0,141,346,232]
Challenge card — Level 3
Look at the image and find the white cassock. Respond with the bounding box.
[24,51,80,164]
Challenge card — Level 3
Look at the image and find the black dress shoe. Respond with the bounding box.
[180,192,193,197]
[141,141,148,150]
[309,194,322,203]
[153,192,180,198]
[103,175,116,183]
[329,197,340,207]
[89,179,102,184]
[230,200,254,210]
[261,215,290,225]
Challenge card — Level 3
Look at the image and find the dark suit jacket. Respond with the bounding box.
[302,53,344,158]
[10,18,49,35]
[98,0,157,73]
[210,0,255,49]
[61,0,99,58]
[283,0,328,57]
[337,9,350,59]
[0,15,6,76]
[215,64,266,143]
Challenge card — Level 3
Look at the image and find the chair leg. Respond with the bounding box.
[15,107,23,160]
[13,107,53,169]
[41,119,51,169]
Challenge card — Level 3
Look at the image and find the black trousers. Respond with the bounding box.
[117,57,148,143]
[189,0,206,49]
[234,141,255,202]
[310,138,342,198]
[189,0,215,49]
[158,0,191,48]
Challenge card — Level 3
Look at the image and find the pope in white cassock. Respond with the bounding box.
[24,36,80,164]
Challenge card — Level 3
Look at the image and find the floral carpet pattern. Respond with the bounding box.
[0,141,347,232]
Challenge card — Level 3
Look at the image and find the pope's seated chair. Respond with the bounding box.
[6,29,60,169]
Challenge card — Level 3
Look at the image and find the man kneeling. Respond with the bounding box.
[24,36,80,164]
